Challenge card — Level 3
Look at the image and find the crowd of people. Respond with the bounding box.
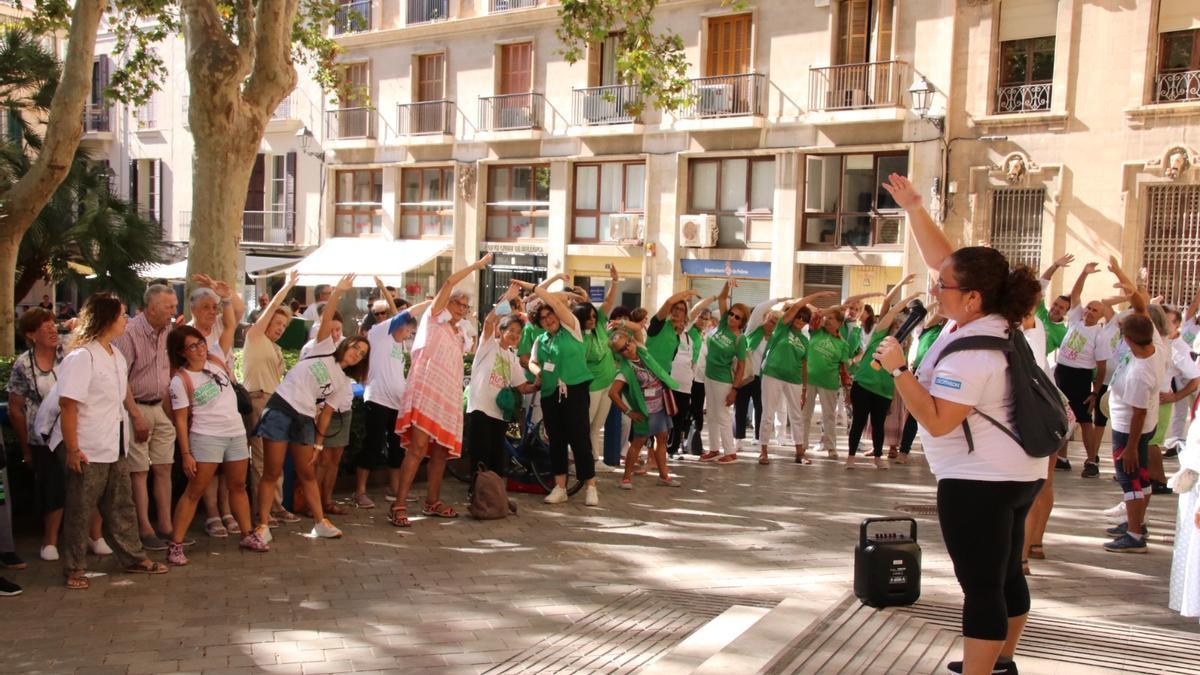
[0,179,1197,673]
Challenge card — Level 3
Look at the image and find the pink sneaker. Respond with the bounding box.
[239,532,270,553]
[166,543,188,566]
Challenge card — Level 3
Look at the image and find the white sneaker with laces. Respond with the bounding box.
[585,485,599,507]
[311,518,343,539]
[40,545,59,561]
[544,486,569,504]
[1103,501,1127,523]
[90,538,113,556]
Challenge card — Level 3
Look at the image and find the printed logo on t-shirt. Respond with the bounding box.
[787,333,807,352]
[193,380,220,406]
[390,343,405,361]
[309,360,332,386]
[934,376,963,390]
[1061,330,1089,360]
[489,354,511,389]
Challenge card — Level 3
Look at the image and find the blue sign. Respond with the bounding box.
[680,259,771,279]
[589,286,605,302]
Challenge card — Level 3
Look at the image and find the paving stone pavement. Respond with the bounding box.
[1,439,1195,675]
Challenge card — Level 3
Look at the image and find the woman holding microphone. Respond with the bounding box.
[874,174,1043,675]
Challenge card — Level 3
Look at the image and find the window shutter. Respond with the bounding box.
[874,0,894,62]
[1159,0,1200,33]
[998,0,1058,42]
[706,14,752,76]
[285,151,297,242]
[129,160,138,209]
[837,0,870,65]
[154,158,163,225]
[586,41,602,87]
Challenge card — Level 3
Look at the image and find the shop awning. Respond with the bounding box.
[270,237,451,287]
[139,255,301,282]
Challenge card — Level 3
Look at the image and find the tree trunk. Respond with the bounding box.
[0,0,103,354]
[187,127,262,288]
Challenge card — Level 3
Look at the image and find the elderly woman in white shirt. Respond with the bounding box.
[57,293,169,590]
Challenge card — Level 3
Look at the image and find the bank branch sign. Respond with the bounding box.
[679,259,771,279]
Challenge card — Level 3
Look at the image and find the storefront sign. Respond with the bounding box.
[680,259,771,279]
[482,242,548,255]
[589,286,605,302]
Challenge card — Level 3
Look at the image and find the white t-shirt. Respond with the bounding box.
[50,342,129,462]
[669,329,694,393]
[363,316,409,410]
[274,336,352,418]
[1164,337,1200,393]
[1096,318,1124,386]
[169,368,247,437]
[1108,331,1168,434]
[467,337,525,420]
[1182,318,1199,352]
[1022,317,1048,374]
[1056,305,1103,369]
[915,314,1044,482]
[189,319,227,369]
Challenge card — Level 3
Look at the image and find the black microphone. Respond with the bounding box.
[871,299,928,371]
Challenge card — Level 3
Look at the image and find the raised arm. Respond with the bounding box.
[1070,262,1099,309]
[1109,256,1148,316]
[483,283,521,341]
[879,274,916,316]
[689,295,717,323]
[374,276,398,317]
[717,280,734,316]
[835,291,884,311]
[656,288,701,321]
[211,280,238,357]
[881,174,954,274]
[747,297,789,334]
[318,274,355,343]
[432,254,492,316]
[874,292,922,334]
[534,285,580,334]
[1041,253,1075,281]
[601,266,620,317]
[538,272,570,292]
[248,269,300,338]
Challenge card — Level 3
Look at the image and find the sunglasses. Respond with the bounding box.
[729,313,745,321]
[373,311,387,317]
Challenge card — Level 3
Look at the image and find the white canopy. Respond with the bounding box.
[272,237,451,287]
[138,255,298,281]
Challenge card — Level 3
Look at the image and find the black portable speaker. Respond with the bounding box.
[854,517,921,608]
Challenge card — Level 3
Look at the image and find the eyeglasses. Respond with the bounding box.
[373,311,387,317]
[936,279,970,293]
[183,341,206,353]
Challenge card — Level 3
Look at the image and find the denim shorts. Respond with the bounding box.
[1111,428,1153,500]
[189,434,250,464]
[255,405,316,446]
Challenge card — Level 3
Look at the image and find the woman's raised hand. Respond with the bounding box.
[335,273,356,292]
[475,253,494,270]
[880,173,922,210]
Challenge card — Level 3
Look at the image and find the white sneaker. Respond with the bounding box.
[256,524,273,545]
[1103,501,1127,523]
[585,485,599,507]
[40,545,59,561]
[90,537,113,556]
[544,486,569,504]
[311,518,343,539]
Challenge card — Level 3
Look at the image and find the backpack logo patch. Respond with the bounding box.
[934,376,963,390]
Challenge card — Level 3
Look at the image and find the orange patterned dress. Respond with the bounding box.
[396,309,465,457]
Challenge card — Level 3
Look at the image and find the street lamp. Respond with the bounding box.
[909,75,944,132]
[296,126,325,162]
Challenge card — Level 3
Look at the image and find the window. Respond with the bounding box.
[1143,184,1200,306]
[130,158,163,225]
[802,265,845,303]
[687,157,775,247]
[989,188,1045,271]
[486,165,550,240]
[572,162,645,242]
[334,169,383,236]
[332,62,372,138]
[598,33,622,86]
[399,167,453,238]
[835,0,893,65]
[500,43,532,94]
[803,152,907,249]
[705,14,752,77]
[995,37,1055,113]
[1156,29,1200,103]
[416,53,445,102]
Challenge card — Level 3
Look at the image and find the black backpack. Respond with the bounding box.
[932,330,1069,458]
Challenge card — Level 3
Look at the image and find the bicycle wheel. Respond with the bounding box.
[526,421,584,496]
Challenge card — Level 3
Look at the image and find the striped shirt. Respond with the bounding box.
[112,312,171,402]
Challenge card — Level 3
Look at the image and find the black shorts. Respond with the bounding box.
[32,444,66,514]
[1054,364,1095,425]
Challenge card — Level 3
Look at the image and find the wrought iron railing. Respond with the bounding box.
[677,73,765,119]
[994,82,1052,114]
[808,60,904,111]
[408,0,449,24]
[478,92,544,131]
[1155,69,1200,104]
[134,102,156,130]
[325,107,375,139]
[398,100,455,135]
[490,0,536,12]
[243,211,295,244]
[571,84,641,125]
[333,0,371,34]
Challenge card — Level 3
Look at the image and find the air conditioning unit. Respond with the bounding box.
[679,214,718,248]
[697,84,734,116]
[607,214,643,244]
[829,88,868,109]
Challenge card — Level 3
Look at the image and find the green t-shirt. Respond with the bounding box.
[841,323,864,355]
[517,322,545,382]
[687,326,703,364]
[762,324,808,385]
[852,331,895,399]
[1034,302,1067,354]
[535,327,592,398]
[912,323,944,372]
[704,315,748,384]
[646,316,681,371]
[582,308,616,392]
[806,330,850,390]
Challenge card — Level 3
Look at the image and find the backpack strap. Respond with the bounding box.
[931,334,1015,453]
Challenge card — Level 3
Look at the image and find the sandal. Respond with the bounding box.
[1028,544,1045,560]
[421,499,458,518]
[204,517,228,538]
[222,514,242,536]
[324,502,349,516]
[758,454,770,465]
[272,509,302,524]
[65,574,90,590]
[125,560,169,575]
[388,506,411,528]
[794,454,812,465]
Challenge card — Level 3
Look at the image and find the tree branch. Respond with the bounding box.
[242,0,299,111]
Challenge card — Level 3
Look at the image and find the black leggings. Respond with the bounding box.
[356,401,404,470]
[542,381,596,481]
[848,382,891,457]
[938,478,1043,640]
[467,410,508,480]
[1054,364,1095,425]
[734,376,763,441]
[899,413,919,455]
[667,389,692,455]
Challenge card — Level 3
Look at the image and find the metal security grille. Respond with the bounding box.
[802,265,844,307]
[1144,184,1200,307]
[989,188,1045,271]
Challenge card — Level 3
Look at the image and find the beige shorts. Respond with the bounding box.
[127,403,177,472]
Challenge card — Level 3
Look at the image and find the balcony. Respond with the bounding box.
[478,92,544,134]
[83,102,111,133]
[333,0,371,34]
[678,73,765,119]
[407,0,448,25]
[133,103,156,131]
[995,83,1052,114]
[571,84,641,126]
[242,211,295,245]
[490,0,536,12]
[397,100,455,139]
[808,60,904,111]
[325,107,375,142]
[1155,69,1200,104]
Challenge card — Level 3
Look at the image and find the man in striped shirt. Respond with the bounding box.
[112,284,178,552]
